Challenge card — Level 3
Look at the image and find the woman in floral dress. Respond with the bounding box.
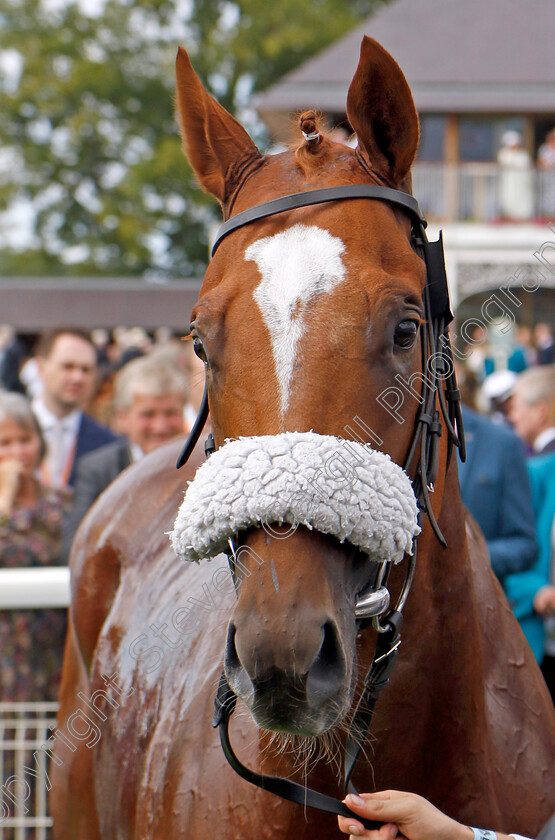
[0,391,71,702]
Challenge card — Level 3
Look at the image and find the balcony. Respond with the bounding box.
[412,164,555,223]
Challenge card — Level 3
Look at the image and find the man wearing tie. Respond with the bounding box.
[31,328,117,488]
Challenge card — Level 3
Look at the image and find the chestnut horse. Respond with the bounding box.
[52,38,555,839]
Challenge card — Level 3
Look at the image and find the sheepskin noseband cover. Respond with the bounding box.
[170,431,420,565]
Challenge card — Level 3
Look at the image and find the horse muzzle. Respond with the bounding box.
[224,616,351,736]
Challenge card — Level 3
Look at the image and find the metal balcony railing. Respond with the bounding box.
[412,163,555,222]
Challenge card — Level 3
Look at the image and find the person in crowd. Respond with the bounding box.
[458,403,537,583]
[337,790,554,840]
[19,350,44,400]
[477,369,517,424]
[524,451,555,701]
[538,128,555,170]
[507,324,536,373]
[497,129,533,220]
[508,365,555,455]
[537,128,555,217]
[504,367,555,678]
[0,325,26,394]
[153,326,175,345]
[118,326,151,368]
[61,355,188,559]
[31,328,117,488]
[91,327,112,374]
[464,325,494,383]
[534,323,555,366]
[148,337,205,431]
[0,391,71,701]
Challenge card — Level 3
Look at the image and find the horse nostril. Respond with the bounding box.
[306,621,346,704]
[224,623,255,704]
[224,622,240,673]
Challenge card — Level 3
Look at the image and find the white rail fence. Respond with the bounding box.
[0,569,70,839]
[0,704,59,840]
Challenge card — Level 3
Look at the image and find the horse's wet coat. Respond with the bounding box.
[51,36,555,840]
[248,224,347,413]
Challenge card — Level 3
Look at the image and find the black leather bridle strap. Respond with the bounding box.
[212,672,382,831]
[176,384,209,468]
[212,185,427,256]
[343,611,403,793]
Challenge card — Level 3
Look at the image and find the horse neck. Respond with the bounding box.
[405,457,470,630]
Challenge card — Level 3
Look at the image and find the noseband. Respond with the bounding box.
[175,183,465,831]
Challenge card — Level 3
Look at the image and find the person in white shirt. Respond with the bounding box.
[31,328,116,488]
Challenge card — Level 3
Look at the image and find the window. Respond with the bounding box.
[417,116,445,161]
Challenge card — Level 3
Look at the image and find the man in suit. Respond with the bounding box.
[458,405,537,583]
[62,354,188,560]
[458,405,541,667]
[509,365,555,455]
[32,328,117,488]
[534,322,555,366]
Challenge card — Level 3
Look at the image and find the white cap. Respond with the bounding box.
[481,370,517,403]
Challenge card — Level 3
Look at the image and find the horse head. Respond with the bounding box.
[171,38,453,739]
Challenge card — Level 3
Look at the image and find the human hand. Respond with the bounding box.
[338,791,473,840]
[534,586,555,617]
[0,458,23,514]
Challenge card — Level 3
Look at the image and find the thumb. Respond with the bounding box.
[344,792,412,822]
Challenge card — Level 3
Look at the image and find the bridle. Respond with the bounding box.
[176,183,465,831]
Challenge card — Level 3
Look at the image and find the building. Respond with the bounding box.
[253,0,555,354]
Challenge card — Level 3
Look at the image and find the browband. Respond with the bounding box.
[212,185,427,256]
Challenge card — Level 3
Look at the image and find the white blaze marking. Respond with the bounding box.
[246,224,346,413]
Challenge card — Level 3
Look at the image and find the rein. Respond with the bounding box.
[175,184,465,831]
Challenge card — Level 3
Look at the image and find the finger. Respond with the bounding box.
[338,815,365,835]
[338,815,396,839]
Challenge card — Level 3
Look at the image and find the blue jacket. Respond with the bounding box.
[504,452,555,662]
[458,407,537,581]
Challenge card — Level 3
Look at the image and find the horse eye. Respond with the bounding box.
[393,320,419,349]
[193,337,208,364]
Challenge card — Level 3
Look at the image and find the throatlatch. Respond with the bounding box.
[174,183,465,829]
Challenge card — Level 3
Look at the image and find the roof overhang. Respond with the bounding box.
[0,278,203,331]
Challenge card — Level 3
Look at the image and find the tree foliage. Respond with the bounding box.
[0,0,385,277]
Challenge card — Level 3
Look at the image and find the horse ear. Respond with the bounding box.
[346,37,419,186]
[175,47,262,203]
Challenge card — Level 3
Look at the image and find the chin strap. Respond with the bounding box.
[212,610,404,829]
[343,611,403,794]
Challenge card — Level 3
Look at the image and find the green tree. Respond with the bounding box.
[0,0,385,278]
